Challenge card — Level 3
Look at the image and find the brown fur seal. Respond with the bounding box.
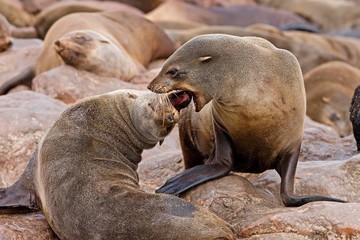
[0,11,176,95]
[148,34,346,207]
[304,61,360,137]
[0,89,235,239]
[0,13,12,52]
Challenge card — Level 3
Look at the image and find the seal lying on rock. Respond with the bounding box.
[0,11,176,95]
[148,34,346,207]
[0,89,235,239]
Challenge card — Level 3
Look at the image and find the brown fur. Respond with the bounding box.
[0,89,234,239]
[304,61,360,137]
[148,34,345,206]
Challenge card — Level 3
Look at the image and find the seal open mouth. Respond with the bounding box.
[168,91,192,111]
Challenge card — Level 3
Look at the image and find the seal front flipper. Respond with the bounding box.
[0,150,40,214]
[276,143,347,207]
[156,121,234,195]
[156,163,231,195]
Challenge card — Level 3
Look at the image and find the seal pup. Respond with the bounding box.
[148,34,346,207]
[0,89,235,239]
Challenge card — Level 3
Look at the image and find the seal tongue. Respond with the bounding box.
[168,91,192,111]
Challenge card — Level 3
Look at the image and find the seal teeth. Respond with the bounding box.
[168,90,192,111]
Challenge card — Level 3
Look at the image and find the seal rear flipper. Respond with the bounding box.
[155,163,231,195]
[276,143,347,207]
[0,66,35,95]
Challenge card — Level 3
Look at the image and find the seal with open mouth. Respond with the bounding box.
[0,89,235,239]
[148,34,346,207]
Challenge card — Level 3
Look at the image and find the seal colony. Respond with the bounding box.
[0,89,235,239]
[148,34,346,207]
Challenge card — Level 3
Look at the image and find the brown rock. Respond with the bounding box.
[182,175,281,226]
[300,116,357,162]
[0,213,53,239]
[239,202,360,238]
[0,91,67,187]
[32,65,156,104]
[0,38,42,86]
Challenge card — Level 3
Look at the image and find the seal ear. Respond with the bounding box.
[198,56,212,63]
[127,92,138,99]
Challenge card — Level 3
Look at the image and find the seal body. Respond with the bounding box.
[0,89,234,239]
[148,34,346,206]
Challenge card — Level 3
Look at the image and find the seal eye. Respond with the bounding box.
[166,69,178,76]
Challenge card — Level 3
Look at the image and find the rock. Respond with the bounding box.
[32,65,144,104]
[238,202,360,239]
[300,116,357,162]
[0,91,67,187]
[0,38,43,86]
[0,213,53,239]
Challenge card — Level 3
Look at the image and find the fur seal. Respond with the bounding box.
[0,89,235,239]
[304,61,360,137]
[0,11,176,95]
[148,34,346,207]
